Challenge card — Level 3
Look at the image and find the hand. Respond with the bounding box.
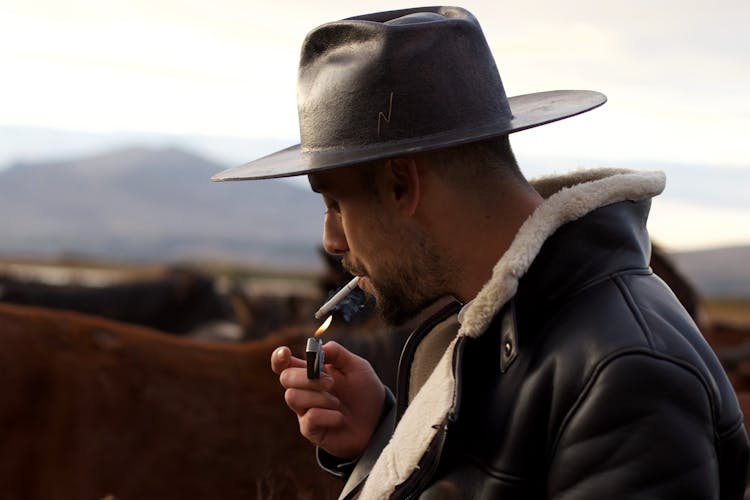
[271,341,386,460]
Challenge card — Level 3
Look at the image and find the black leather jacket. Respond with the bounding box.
[327,180,749,499]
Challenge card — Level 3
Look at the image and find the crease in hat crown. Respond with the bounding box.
[211,6,606,182]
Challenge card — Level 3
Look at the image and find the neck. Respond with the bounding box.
[421,177,543,303]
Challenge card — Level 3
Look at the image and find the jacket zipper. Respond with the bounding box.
[390,418,450,500]
[390,334,467,499]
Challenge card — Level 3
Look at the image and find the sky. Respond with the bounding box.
[1,0,749,251]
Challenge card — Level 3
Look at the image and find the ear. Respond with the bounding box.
[383,157,421,216]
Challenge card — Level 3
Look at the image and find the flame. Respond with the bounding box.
[314,315,333,337]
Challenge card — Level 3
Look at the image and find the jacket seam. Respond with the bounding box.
[549,349,719,461]
[577,267,652,299]
[523,268,652,337]
[460,451,525,484]
[612,273,723,438]
[613,274,656,350]
[531,267,652,314]
[719,415,746,441]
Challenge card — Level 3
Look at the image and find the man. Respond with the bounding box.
[212,7,749,499]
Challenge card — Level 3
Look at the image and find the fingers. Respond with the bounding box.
[271,342,381,460]
[298,407,346,444]
[321,341,364,372]
[285,388,341,416]
[273,342,367,377]
[279,365,334,391]
[322,341,377,380]
[270,346,305,374]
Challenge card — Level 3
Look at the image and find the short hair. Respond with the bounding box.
[355,135,523,198]
[425,135,524,186]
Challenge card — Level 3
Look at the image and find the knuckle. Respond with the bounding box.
[279,368,301,388]
[279,370,291,387]
[299,416,321,442]
[284,388,300,410]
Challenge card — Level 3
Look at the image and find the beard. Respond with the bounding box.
[349,228,454,326]
[372,272,426,326]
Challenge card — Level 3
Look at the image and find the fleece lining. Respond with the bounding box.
[358,168,666,499]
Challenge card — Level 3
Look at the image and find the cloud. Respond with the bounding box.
[1,1,747,165]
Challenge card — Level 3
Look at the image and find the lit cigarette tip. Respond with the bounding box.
[314,276,360,320]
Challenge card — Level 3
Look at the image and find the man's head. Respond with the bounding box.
[211,6,606,323]
[307,135,528,325]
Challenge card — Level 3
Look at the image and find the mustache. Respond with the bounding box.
[342,259,366,277]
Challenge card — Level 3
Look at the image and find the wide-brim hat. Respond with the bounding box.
[212,6,606,181]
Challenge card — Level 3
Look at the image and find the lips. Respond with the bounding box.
[342,260,372,293]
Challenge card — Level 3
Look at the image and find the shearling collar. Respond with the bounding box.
[358,168,666,499]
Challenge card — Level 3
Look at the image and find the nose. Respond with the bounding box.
[322,212,349,256]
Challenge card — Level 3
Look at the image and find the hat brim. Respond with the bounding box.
[211,90,606,181]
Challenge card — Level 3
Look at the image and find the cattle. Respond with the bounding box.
[0,267,238,336]
[705,320,750,350]
[226,292,319,342]
[712,329,750,392]
[0,262,344,343]
[0,244,748,498]
[0,303,341,500]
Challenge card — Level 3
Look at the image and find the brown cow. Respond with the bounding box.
[0,303,341,500]
[1,245,747,499]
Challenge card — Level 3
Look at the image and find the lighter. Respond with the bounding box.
[307,314,332,379]
[306,337,324,379]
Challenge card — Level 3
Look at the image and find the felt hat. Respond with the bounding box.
[212,6,606,181]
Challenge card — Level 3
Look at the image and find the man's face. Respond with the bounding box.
[309,165,450,325]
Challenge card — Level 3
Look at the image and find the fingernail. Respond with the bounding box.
[274,347,285,358]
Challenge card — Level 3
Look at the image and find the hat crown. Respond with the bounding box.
[297,6,512,152]
[210,7,606,181]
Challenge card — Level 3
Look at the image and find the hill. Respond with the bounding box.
[1,145,748,296]
[0,147,323,269]
[673,246,750,299]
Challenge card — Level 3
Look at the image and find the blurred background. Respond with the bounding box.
[2,0,748,336]
[0,0,748,352]
[1,0,748,288]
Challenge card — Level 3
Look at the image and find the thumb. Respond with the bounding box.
[271,345,306,374]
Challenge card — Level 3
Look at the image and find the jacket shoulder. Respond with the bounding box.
[538,272,741,433]
[548,349,745,499]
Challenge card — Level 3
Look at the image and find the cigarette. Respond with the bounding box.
[314,276,360,320]
[306,337,324,379]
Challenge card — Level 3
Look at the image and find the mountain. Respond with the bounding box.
[672,246,750,298]
[0,147,324,268]
[1,144,748,294]
[0,125,294,173]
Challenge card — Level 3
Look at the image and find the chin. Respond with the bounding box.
[376,300,417,327]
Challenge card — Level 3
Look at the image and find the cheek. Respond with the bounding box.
[346,222,392,259]
[341,201,402,265]
[341,211,375,251]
